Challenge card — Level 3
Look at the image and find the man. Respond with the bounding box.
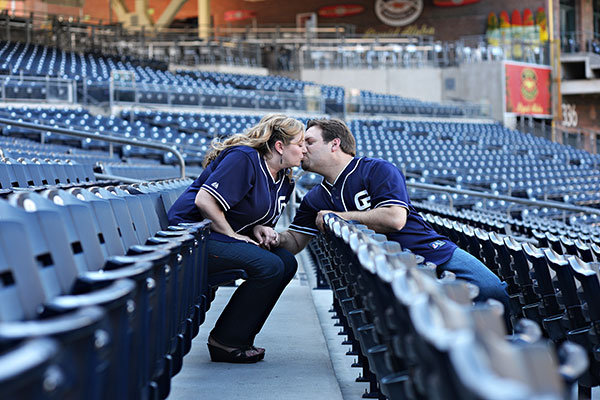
[258,118,510,313]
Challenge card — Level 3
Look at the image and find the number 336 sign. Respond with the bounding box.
[562,104,578,128]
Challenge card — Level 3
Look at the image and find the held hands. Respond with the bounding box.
[252,225,280,250]
[232,233,259,246]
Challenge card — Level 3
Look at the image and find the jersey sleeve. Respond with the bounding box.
[201,151,255,211]
[289,193,320,236]
[368,161,410,210]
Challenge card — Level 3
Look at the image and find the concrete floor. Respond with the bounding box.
[168,250,357,400]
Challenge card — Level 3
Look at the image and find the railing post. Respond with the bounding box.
[26,12,32,43]
[83,78,88,105]
[5,12,10,42]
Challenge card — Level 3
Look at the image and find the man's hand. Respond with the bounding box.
[252,225,279,249]
[316,210,337,232]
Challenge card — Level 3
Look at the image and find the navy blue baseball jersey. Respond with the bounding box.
[290,157,457,265]
[168,145,295,242]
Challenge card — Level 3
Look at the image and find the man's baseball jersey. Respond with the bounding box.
[290,157,457,265]
[168,145,294,242]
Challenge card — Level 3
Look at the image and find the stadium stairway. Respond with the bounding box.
[169,272,348,400]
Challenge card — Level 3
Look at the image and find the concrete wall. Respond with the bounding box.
[441,62,505,122]
[171,64,269,76]
[301,63,509,122]
[300,67,443,103]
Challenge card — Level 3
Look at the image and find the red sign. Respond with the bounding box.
[433,0,480,6]
[224,10,256,22]
[317,4,365,18]
[505,61,551,117]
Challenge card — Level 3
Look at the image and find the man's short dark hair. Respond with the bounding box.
[306,118,356,156]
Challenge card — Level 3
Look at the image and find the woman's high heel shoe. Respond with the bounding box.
[207,343,262,363]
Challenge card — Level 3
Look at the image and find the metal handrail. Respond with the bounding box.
[407,181,600,216]
[0,117,186,178]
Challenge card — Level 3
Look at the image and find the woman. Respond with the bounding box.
[167,114,306,363]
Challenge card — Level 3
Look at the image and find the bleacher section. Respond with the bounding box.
[354,90,482,117]
[3,103,599,221]
[310,213,585,399]
[349,118,600,222]
[0,41,346,113]
[3,48,600,399]
[0,178,213,399]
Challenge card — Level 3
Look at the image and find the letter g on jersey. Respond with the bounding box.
[277,196,287,214]
[354,190,372,210]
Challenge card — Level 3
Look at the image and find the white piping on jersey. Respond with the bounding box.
[340,158,363,212]
[375,199,409,209]
[325,157,355,186]
[235,157,286,233]
[201,184,230,211]
[289,224,318,236]
[259,154,281,185]
[319,182,332,196]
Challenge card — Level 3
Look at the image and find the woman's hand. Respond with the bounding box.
[252,225,280,249]
[232,233,259,246]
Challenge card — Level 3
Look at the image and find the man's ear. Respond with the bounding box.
[331,138,341,152]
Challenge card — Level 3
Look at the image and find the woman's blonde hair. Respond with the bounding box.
[202,114,304,168]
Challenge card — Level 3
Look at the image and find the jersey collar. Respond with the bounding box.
[259,154,284,185]
[322,157,360,190]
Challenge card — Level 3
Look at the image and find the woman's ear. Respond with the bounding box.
[274,140,284,155]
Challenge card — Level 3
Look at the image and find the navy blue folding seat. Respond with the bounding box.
[0,338,68,400]
[2,192,164,400]
[543,248,588,331]
[575,239,595,263]
[0,164,14,189]
[0,159,29,187]
[31,159,64,185]
[39,187,180,398]
[16,158,46,186]
[503,237,538,301]
[0,198,139,399]
[86,185,205,392]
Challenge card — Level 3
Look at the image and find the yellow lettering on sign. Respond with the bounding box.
[363,24,435,37]
[515,102,544,114]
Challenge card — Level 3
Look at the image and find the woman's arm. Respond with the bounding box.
[195,188,258,245]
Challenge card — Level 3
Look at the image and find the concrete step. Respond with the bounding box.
[169,272,344,400]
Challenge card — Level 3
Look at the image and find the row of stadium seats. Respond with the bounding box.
[353,90,479,117]
[0,177,223,399]
[415,202,600,246]
[0,41,346,113]
[309,213,582,399]
[415,204,600,391]
[348,119,600,221]
[0,158,95,189]
[3,104,599,225]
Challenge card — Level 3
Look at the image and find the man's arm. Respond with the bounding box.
[277,230,312,254]
[252,225,311,254]
[315,206,407,233]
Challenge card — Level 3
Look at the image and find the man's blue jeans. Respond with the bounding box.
[206,239,298,347]
[437,248,511,317]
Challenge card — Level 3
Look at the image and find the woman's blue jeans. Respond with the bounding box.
[206,239,298,347]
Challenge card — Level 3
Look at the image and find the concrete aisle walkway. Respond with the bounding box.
[169,273,344,400]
